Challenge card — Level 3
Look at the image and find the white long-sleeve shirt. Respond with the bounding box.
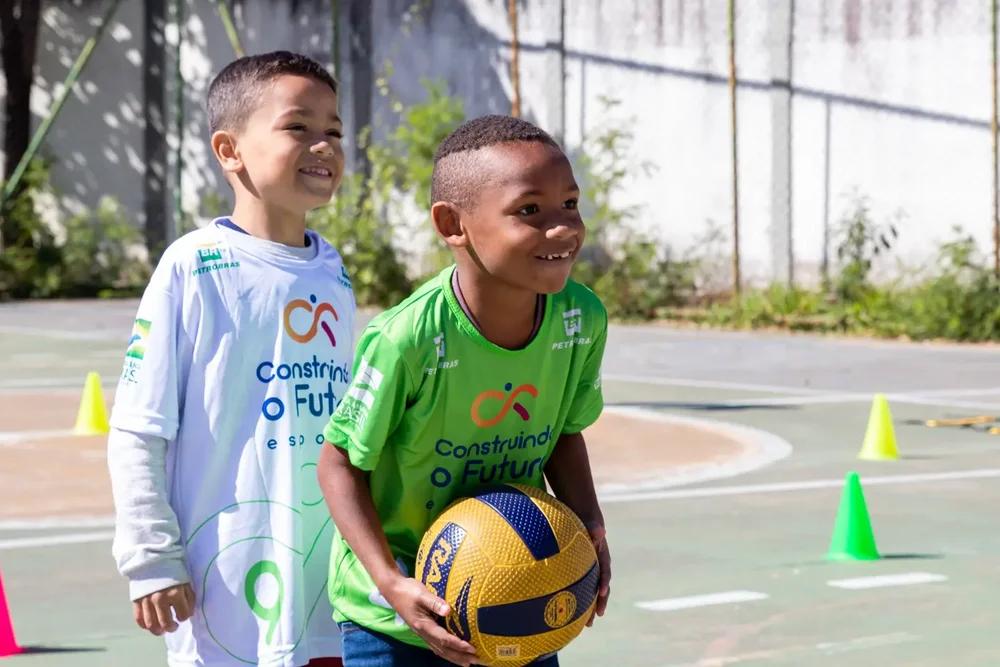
[108,427,190,599]
[108,220,354,666]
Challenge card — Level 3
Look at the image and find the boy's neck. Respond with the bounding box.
[230,199,308,247]
[452,265,542,349]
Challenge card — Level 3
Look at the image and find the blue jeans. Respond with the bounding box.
[339,621,559,667]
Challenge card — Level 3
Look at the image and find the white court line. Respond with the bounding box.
[600,468,1000,503]
[0,516,115,531]
[0,377,117,390]
[603,373,1000,410]
[603,373,837,396]
[902,386,1000,398]
[0,429,76,444]
[0,530,115,551]
[613,393,868,408]
[828,572,948,590]
[885,394,1000,412]
[0,325,120,341]
[636,590,768,612]
[816,632,922,655]
[664,633,920,666]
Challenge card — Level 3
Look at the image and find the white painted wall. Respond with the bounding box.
[2,0,992,287]
[9,0,146,221]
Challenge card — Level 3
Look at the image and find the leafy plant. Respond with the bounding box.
[0,158,63,299]
[831,195,899,303]
[59,196,150,297]
[310,79,464,306]
[0,158,149,299]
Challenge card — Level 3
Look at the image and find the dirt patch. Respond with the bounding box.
[0,389,96,432]
[0,434,113,519]
[0,392,748,519]
[584,410,745,491]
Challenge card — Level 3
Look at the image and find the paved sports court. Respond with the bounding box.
[1,300,998,665]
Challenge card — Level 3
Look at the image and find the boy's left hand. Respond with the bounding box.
[585,522,610,626]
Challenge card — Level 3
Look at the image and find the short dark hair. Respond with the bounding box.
[207,51,338,133]
[431,115,561,206]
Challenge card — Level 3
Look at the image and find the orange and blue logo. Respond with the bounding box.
[470,382,539,428]
[283,294,339,346]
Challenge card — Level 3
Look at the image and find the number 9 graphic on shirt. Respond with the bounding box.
[245,559,284,644]
[192,501,336,662]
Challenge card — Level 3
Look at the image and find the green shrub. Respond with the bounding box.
[0,158,149,299]
[886,231,1000,341]
[310,79,464,306]
[0,158,62,299]
[60,196,150,297]
[830,195,899,304]
[310,168,413,308]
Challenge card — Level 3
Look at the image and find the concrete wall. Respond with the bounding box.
[18,0,147,221]
[2,0,992,286]
[171,0,337,221]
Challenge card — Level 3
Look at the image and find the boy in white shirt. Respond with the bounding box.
[108,51,353,667]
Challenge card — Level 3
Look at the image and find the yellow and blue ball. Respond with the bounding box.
[415,483,599,667]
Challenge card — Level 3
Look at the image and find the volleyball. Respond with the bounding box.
[414,483,599,666]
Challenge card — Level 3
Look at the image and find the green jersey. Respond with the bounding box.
[323,266,607,646]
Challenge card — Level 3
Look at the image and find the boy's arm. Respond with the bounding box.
[316,443,479,666]
[545,431,611,624]
[107,427,194,634]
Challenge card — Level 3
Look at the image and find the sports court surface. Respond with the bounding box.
[1,299,998,666]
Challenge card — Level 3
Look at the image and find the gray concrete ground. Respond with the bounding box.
[1,301,999,666]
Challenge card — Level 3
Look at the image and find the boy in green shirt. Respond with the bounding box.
[318,115,610,667]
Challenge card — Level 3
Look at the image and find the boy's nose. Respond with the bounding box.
[547,218,582,240]
[310,141,334,157]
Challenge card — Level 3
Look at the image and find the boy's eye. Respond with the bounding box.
[564,198,578,210]
[286,124,306,132]
[517,204,540,216]
[327,129,344,139]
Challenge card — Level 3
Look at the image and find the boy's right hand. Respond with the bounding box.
[384,576,479,666]
[133,583,196,636]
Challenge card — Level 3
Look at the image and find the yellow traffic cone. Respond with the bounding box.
[858,393,898,460]
[73,372,110,436]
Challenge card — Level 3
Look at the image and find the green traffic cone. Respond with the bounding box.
[827,472,880,561]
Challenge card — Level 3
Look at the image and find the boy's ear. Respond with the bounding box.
[211,130,243,173]
[431,201,468,248]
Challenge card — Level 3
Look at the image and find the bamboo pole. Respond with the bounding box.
[0,0,122,210]
[332,0,341,77]
[728,0,741,294]
[508,0,521,117]
[172,0,185,241]
[992,0,999,276]
[215,0,245,58]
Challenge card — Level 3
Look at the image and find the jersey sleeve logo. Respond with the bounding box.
[562,308,582,336]
[198,246,223,262]
[345,358,384,409]
[553,308,592,350]
[125,318,151,359]
[193,243,240,276]
[337,264,353,289]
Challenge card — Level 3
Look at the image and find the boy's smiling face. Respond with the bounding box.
[455,141,585,294]
[223,74,344,215]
